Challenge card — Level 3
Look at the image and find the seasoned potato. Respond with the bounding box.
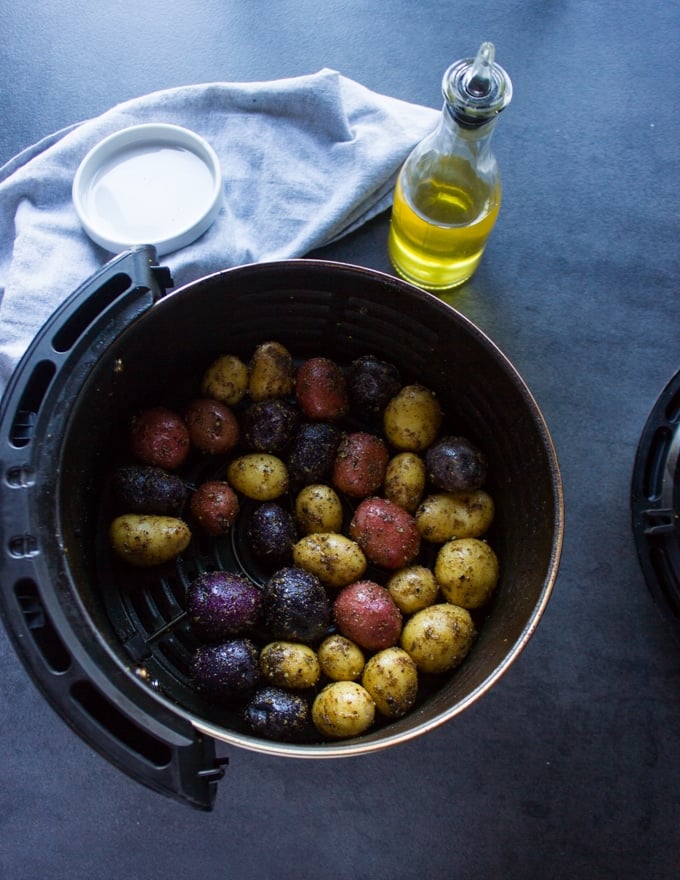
[110,514,191,566]
[386,565,439,614]
[400,603,476,674]
[425,436,488,493]
[241,399,298,453]
[349,496,420,570]
[332,431,389,498]
[311,681,375,739]
[130,407,190,470]
[201,354,249,405]
[317,635,365,682]
[189,480,240,536]
[362,647,418,719]
[295,356,348,421]
[383,384,442,452]
[333,580,403,651]
[184,398,240,455]
[383,452,426,512]
[295,484,344,535]
[260,641,321,690]
[434,537,499,608]
[347,354,401,415]
[227,453,289,500]
[292,532,367,588]
[287,422,340,484]
[248,341,295,401]
[416,490,495,543]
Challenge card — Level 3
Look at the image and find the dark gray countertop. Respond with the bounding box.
[1,2,678,878]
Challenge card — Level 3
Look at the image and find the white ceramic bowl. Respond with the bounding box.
[72,123,223,256]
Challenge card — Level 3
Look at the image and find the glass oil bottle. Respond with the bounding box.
[388,42,513,291]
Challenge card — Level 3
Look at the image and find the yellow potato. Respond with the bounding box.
[312,681,375,739]
[387,564,439,614]
[383,384,442,452]
[226,453,289,500]
[400,603,475,674]
[248,340,295,401]
[434,537,500,609]
[383,452,426,512]
[260,641,320,690]
[317,635,365,681]
[109,514,191,567]
[295,484,344,535]
[362,647,418,719]
[292,532,367,588]
[200,353,248,405]
[416,490,495,543]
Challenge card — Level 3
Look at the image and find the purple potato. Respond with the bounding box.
[425,435,488,493]
[187,571,262,641]
[348,354,401,414]
[248,502,297,566]
[192,639,260,702]
[112,465,187,515]
[262,567,330,643]
[243,686,310,742]
[287,422,340,485]
[241,399,299,453]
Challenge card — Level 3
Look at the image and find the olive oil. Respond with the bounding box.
[388,167,501,290]
[388,42,512,293]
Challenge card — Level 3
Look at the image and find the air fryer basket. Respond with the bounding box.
[0,248,563,809]
[631,367,680,641]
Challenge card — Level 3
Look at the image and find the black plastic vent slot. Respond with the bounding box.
[51,273,133,353]
[14,578,71,673]
[70,680,173,768]
[9,360,56,447]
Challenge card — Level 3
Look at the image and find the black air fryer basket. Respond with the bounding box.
[0,248,563,809]
[632,369,680,641]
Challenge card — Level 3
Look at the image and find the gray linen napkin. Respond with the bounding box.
[0,69,438,395]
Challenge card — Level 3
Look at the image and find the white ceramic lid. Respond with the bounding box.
[72,123,223,256]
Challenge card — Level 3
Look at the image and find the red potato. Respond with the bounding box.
[189,481,239,536]
[130,407,190,470]
[295,357,349,421]
[332,432,389,498]
[185,398,240,455]
[333,580,403,651]
[349,496,421,570]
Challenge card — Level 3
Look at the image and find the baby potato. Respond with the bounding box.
[130,407,190,470]
[312,681,376,739]
[362,647,418,719]
[295,356,348,421]
[189,480,240,536]
[295,484,344,535]
[349,496,420,570]
[184,398,240,455]
[227,453,289,501]
[400,603,476,674]
[110,514,191,567]
[383,384,442,452]
[248,340,295,401]
[332,431,389,498]
[387,565,439,614]
[416,490,495,543]
[434,537,500,609]
[383,452,426,512]
[201,354,249,405]
[317,635,365,682]
[292,532,367,588]
[260,641,321,690]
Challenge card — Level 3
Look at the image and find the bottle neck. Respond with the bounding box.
[440,101,499,153]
